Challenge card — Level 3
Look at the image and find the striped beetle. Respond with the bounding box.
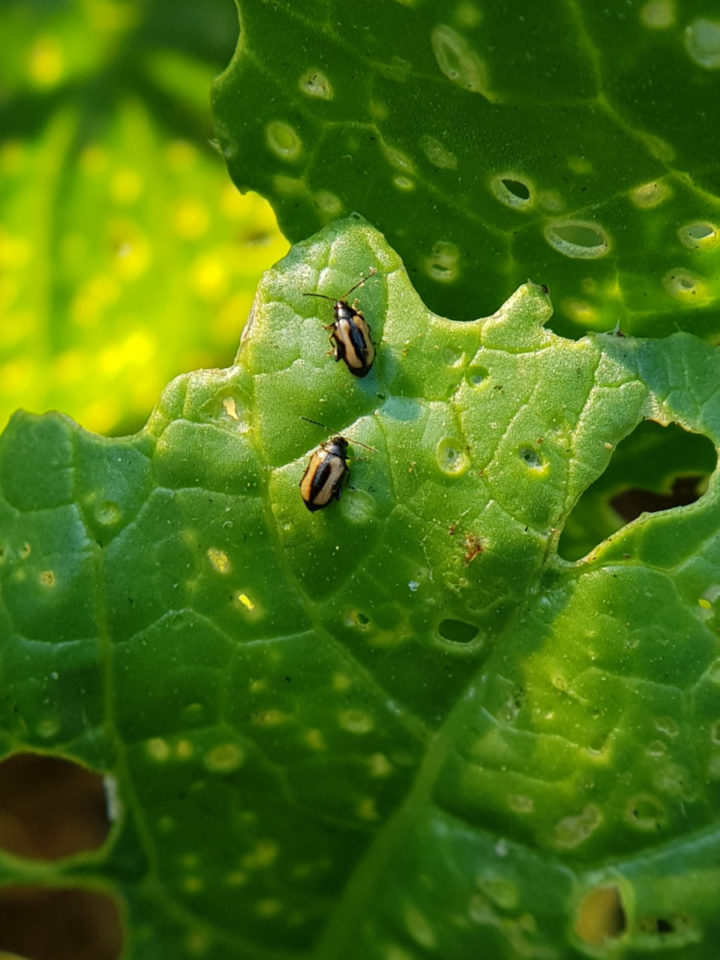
[299,417,376,512]
[303,269,376,378]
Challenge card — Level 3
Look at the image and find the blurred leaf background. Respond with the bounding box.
[0,0,286,437]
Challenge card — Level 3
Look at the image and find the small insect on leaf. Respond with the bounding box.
[298,417,377,512]
[299,436,350,511]
[303,269,377,377]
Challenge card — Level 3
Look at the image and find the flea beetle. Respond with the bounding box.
[299,436,350,512]
[303,269,376,378]
[298,417,376,512]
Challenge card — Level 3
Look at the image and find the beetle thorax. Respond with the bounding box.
[325,436,349,457]
[334,300,356,323]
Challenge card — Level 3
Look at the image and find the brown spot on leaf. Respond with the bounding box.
[464,534,484,565]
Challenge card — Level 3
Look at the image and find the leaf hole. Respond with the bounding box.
[437,618,479,643]
[518,446,543,470]
[685,17,720,70]
[436,438,470,476]
[465,365,488,387]
[638,916,674,934]
[0,886,123,960]
[611,475,708,521]
[663,268,706,299]
[348,610,371,628]
[0,753,110,861]
[544,220,610,259]
[298,68,333,100]
[687,223,714,238]
[626,793,667,831]
[635,911,699,945]
[443,348,464,366]
[429,263,453,280]
[501,178,530,200]
[679,221,718,248]
[575,886,626,945]
[491,175,532,208]
[558,420,716,561]
[424,240,460,283]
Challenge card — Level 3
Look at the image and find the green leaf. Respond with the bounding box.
[212,0,720,339]
[2,217,720,957]
[0,0,285,436]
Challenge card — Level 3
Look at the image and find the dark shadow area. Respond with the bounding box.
[0,887,123,960]
[559,420,716,561]
[500,177,530,201]
[0,753,110,861]
[611,475,705,522]
[438,618,479,643]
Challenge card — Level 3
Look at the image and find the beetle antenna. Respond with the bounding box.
[349,438,378,454]
[300,415,331,431]
[300,416,377,453]
[342,267,376,300]
[303,268,377,304]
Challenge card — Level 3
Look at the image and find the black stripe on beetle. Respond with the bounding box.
[299,436,349,511]
[303,269,376,378]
